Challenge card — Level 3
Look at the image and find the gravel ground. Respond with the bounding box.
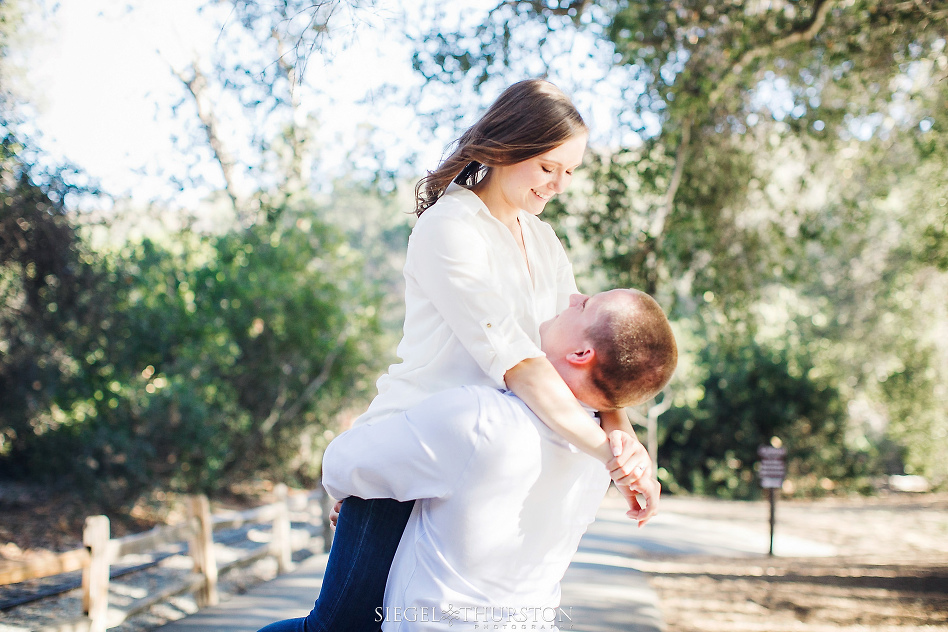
[2,487,947,631]
[643,494,948,631]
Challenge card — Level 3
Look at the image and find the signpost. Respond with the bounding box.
[757,441,786,556]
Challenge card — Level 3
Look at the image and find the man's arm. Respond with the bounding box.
[322,388,481,502]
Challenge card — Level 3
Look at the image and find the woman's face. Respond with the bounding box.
[484,132,588,218]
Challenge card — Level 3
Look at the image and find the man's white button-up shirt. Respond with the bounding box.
[355,184,578,427]
[323,386,611,631]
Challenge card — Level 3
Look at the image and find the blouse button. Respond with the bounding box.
[486,323,492,328]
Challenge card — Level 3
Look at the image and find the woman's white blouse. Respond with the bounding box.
[354,184,578,427]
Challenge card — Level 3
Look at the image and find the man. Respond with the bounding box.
[322,289,677,631]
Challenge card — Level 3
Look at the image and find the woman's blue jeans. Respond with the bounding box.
[257,497,415,632]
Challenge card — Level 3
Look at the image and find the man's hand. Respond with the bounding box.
[329,499,343,530]
[605,430,660,526]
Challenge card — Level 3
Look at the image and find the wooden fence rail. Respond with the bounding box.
[0,484,320,632]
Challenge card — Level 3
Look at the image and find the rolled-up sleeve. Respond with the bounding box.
[407,214,545,387]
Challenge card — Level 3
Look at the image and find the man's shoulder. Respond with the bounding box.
[458,387,551,441]
[415,386,531,428]
[465,385,529,410]
[422,385,521,412]
[408,385,495,425]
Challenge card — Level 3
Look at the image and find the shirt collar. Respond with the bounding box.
[445,182,490,217]
[500,388,599,420]
[498,388,601,455]
[578,400,600,417]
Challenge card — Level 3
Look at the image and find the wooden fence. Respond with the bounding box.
[0,484,322,632]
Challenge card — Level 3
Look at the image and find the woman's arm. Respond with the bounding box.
[599,408,635,439]
[505,356,614,463]
[409,209,658,519]
[506,359,659,523]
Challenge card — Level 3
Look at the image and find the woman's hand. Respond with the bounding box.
[329,499,343,530]
[605,430,660,526]
[619,474,661,527]
[606,430,651,486]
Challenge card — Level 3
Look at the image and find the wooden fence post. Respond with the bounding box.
[82,515,110,632]
[188,494,219,607]
[273,483,293,573]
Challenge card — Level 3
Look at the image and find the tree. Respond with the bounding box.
[0,0,396,507]
[412,0,946,298]
[0,144,100,462]
[406,0,948,493]
[0,0,100,467]
[659,332,857,498]
[1,206,385,504]
[165,0,385,223]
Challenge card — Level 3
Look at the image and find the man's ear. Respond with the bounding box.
[566,346,595,367]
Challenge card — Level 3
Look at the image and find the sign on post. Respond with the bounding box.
[757,445,786,489]
[758,442,786,556]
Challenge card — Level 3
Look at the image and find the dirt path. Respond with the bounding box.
[2,486,947,630]
[643,494,948,631]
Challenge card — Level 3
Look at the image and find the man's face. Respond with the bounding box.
[539,290,626,359]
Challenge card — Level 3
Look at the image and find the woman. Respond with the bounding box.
[260,79,656,632]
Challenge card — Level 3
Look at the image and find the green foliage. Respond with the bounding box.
[880,343,948,483]
[659,326,869,499]
[0,144,99,456]
[0,0,402,508]
[1,166,384,505]
[409,0,948,495]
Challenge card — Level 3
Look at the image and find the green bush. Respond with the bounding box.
[658,331,876,499]
[1,165,384,506]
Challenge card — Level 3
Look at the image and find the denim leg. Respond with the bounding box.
[256,497,415,632]
[256,617,306,632]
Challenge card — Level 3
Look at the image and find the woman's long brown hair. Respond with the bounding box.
[414,79,587,217]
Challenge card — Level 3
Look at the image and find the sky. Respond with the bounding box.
[26,1,227,202]
[18,0,645,213]
[21,0,438,209]
[18,1,938,215]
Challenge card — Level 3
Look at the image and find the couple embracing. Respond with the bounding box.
[260,79,677,632]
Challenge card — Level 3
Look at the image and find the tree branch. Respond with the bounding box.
[487,1,591,25]
[648,392,673,420]
[649,118,692,240]
[259,326,349,435]
[903,0,948,21]
[260,373,291,435]
[271,27,308,192]
[527,0,592,21]
[624,406,648,427]
[171,61,244,216]
[736,0,834,70]
[708,0,835,106]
